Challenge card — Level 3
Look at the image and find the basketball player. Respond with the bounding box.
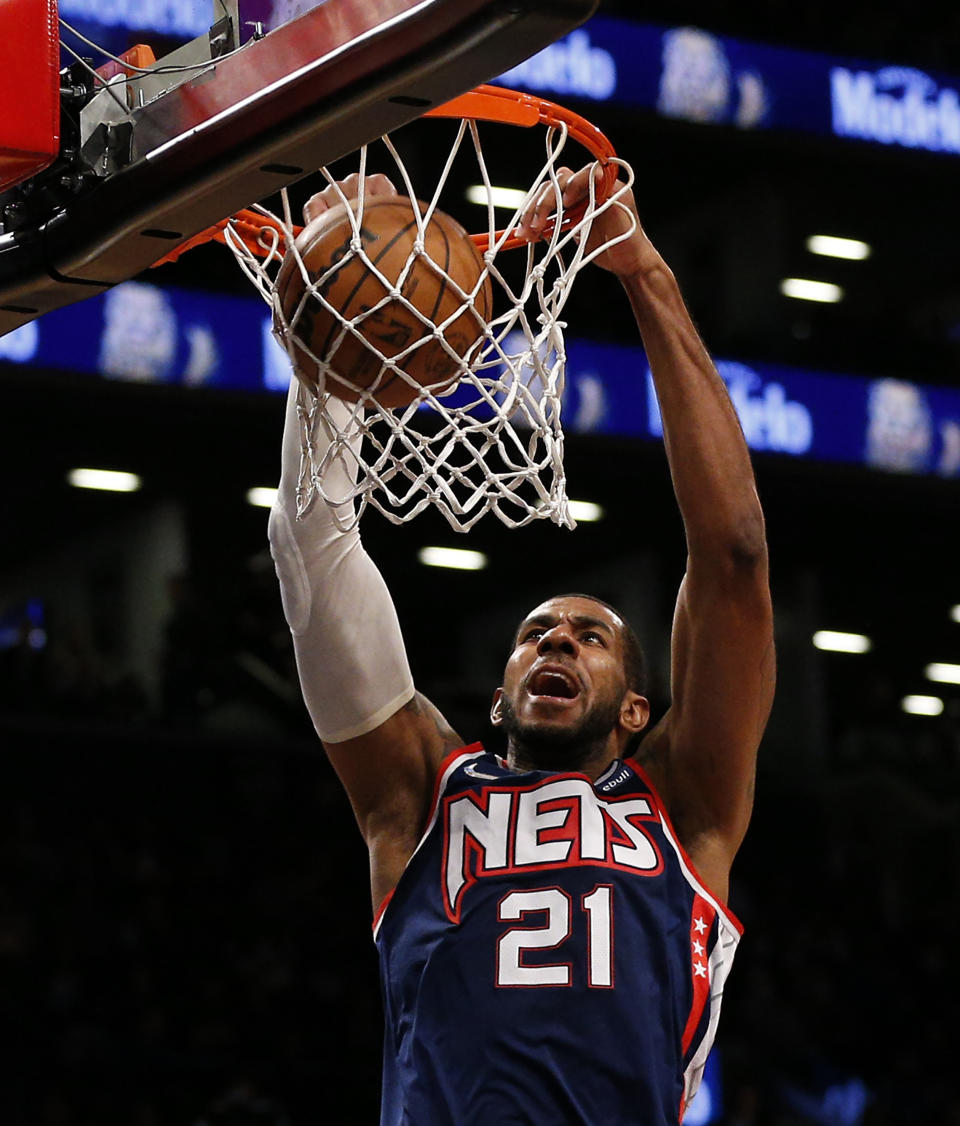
[267,167,775,1124]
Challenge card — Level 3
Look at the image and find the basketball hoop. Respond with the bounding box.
[157,85,636,532]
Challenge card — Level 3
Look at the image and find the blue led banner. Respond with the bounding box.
[2,281,959,480]
[558,340,960,478]
[56,1,313,55]
[57,0,210,81]
[55,3,960,159]
[0,282,275,392]
[59,0,208,35]
[58,0,324,38]
[496,17,960,158]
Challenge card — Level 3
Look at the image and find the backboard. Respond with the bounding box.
[0,0,599,338]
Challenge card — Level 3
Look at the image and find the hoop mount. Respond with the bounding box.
[0,0,602,339]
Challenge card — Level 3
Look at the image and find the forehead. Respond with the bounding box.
[516,596,625,637]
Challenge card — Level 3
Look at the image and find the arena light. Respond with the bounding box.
[780,278,844,303]
[247,486,278,508]
[902,694,944,716]
[465,184,529,210]
[925,662,960,685]
[568,499,605,522]
[67,468,141,493]
[812,630,872,653]
[418,546,488,571]
[950,604,960,623]
[806,234,872,261]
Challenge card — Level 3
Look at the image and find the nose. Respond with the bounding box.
[536,622,577,657]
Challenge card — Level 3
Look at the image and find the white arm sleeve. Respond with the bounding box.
[268,379,415,743]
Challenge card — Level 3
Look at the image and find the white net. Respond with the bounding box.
[225,105,636,532]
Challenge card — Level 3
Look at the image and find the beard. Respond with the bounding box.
[498,690,623,772]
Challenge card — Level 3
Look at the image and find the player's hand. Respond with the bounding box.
[302,173,399,225]
[518,164,656,280]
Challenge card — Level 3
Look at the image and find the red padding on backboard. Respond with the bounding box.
[0,0,60,191]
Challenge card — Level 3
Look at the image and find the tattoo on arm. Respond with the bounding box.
[404,692,464,757]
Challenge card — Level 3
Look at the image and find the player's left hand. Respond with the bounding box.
[518,164,656,280]
[302,172,399,225]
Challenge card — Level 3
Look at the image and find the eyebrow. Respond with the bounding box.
[516,613,616,641]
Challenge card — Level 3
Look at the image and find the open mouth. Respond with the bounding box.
[528,667,580,700]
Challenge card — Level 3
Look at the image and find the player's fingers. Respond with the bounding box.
[535,167,575,228]
[364,173,399,199]
[517,185,546,237]
[560,163,604,208]
[303,182,345,225]
[518,167,573,241]
[304,173,361,222]
[302,172,398,224]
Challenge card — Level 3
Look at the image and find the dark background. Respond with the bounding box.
[2,1,960,1122]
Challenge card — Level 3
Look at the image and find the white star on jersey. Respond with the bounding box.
[692,939,705,956]
[693,916,708,935]
[693,961,707,978]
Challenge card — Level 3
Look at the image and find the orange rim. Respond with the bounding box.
[151,83,619,267]
[425,84,619,252]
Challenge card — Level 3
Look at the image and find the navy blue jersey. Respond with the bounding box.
[374,745,742,1125]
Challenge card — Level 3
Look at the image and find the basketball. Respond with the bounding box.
[276,197,493,408]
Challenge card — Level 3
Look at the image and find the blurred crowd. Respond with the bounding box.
[0,559,304,737]
[2,706,958,1124]
[1,728,380,1125]
[4,558,960,791]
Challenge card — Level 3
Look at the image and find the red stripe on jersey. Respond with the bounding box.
[680,893,716,1058]
[372,888,396,933]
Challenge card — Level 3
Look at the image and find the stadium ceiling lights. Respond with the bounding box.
[925,662,960,685]
[902,695,944,717]
[806,234,872,261]
[418,546,488,571]
[465,185,528,210]
[568,500,605,522]
[780,278,844,303]
[247,486,278,508]
[812,630,872,653]
[67,468,141,492]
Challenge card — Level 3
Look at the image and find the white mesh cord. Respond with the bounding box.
[225,112,637,532]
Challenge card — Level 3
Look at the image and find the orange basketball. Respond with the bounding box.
[276,198,493,408]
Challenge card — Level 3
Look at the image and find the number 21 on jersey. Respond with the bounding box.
[496,884,614,988]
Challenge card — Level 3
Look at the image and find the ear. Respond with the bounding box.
[490,687,504,727]
[618,690,650,735]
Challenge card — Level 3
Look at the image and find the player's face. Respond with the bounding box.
[493,596,642,768]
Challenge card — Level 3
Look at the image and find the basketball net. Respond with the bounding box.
[221,87,636,532]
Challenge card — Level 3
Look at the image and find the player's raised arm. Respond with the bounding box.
[268,177,464,909]
[535,167,775,900]
[269,374,464,904]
